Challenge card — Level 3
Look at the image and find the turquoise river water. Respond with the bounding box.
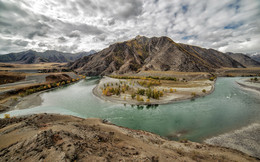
[1,77,260,142]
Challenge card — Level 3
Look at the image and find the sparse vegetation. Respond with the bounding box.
[109,75,178,81]
[250,77,258,82]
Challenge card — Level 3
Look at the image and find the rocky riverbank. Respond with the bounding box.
[205,123,260,159]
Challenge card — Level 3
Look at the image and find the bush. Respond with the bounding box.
[136,95,144,101]
[4,114,10,119]
[131,93,136,99]
[146,88,152,99]
[159,91,164,97]
[209,76,216,81]
[191,92,196,97]
[137,89,145,95]
[115,88,120,96]
[152,89,160,99]
[202,89,206,93]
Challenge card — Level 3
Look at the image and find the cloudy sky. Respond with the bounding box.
[0,0,259,54]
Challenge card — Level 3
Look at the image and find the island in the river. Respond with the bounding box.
[93,71,216,105]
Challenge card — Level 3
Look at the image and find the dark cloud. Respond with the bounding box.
[108,19,116,26]
[58,36,67,43]
[63,23,104,36]
[38,42,47,47]
[28,31,48,39]
[93,34,107,42]
[13,40,29,47]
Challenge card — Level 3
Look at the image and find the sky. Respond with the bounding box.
[0,0,259,54]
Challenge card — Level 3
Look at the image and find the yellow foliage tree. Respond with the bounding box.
[4,114,10,119]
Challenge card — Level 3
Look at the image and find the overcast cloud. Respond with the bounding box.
[0,0,259,54]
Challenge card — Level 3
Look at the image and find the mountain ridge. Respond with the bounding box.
[0,50,96,64]
[68,36,259,75]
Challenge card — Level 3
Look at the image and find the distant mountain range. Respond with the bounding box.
[0,50,96,64]
[68,36,260,75]
[250,53,260,62]
[226,52,260,67]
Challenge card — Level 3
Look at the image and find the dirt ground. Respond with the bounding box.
[0,113,258,162]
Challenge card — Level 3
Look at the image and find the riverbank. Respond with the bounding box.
[0,79,85,113]
[205,123,260,159]
[236,78,260,94]
[0,113,257,161]
[93,76,215,105]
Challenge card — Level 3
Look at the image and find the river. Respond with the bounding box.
[1,77,260,142]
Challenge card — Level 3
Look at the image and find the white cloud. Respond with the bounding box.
[0,0,259,54]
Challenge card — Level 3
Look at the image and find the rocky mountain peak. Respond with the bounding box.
[68,36,258,76]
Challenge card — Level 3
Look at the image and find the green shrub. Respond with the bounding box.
[137,89,145,95]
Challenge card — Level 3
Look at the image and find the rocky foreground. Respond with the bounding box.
[0,114,258,162]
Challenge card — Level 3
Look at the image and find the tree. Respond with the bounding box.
[131,93,136,99]
[4,114,10,119]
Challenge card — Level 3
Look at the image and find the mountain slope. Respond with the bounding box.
[0,50,96,64]
[226,52,260,67]
[68,36,248,76]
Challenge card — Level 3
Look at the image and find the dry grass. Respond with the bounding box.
[218,67,260,71]
[160,80,209,88]
[0,63,66,70]
[139,70,209,76]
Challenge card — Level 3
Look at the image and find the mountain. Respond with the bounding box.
[226,52,260,67]
[250,53,260,62]
[68,36,255,76]
[0,50,96,64]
